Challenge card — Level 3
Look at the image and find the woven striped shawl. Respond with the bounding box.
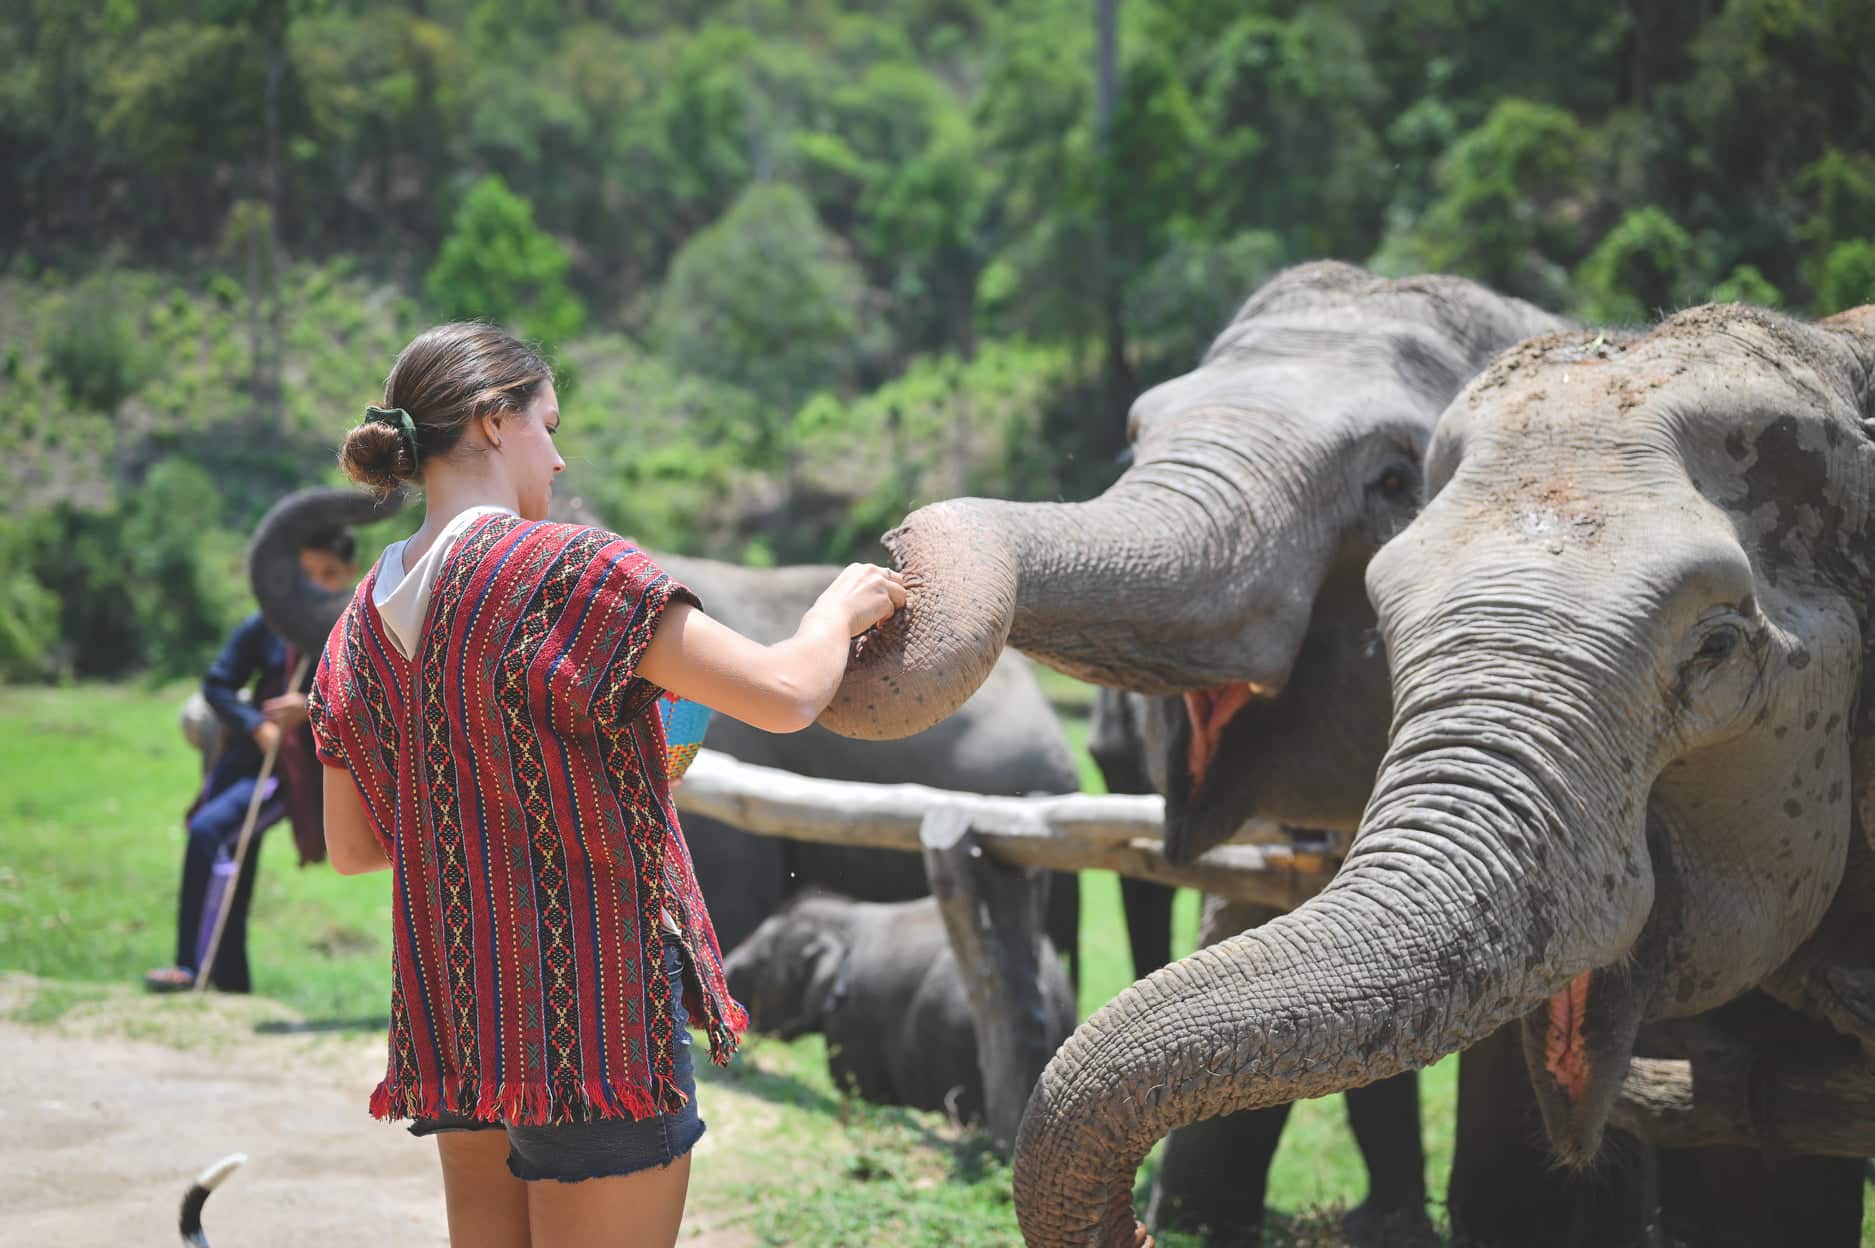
[309,513,745,1125]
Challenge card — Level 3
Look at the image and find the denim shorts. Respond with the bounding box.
[408,937,706,1182]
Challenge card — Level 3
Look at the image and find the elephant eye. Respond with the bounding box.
[1694,627,1739,665]
[1372,465,1414,501]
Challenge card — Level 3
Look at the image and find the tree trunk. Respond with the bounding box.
[1092,0,1132,462]
[261,37,286,433]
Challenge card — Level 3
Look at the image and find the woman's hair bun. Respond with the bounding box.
[338,421,416,494]
[347,322,552,495]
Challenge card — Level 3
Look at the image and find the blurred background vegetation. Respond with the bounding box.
[3,0,1872,681]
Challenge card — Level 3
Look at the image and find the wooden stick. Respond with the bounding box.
[194,654,310,993]
[674,749,1340,909]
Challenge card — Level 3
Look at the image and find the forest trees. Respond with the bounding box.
[1,0,1871,678]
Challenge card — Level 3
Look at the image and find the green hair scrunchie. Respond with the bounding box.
[363,404,420,470]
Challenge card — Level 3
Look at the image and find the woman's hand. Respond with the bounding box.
[638,563,908,735]
[811,563,908,637]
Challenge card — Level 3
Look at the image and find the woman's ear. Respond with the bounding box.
[479,408,506,450]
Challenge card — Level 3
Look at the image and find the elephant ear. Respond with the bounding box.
[1819,306,1875,424]
[800,932,852,1026]
[1821,307,1875,852]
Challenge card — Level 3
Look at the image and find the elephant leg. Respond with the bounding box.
[1147,1104,1293,1248]
[1340,1071,1435,1246]
[1119,876,1176,977]
[1657,1146,1861,1248]
[1449,1024,1655,1248]
[1044,869,1082,990]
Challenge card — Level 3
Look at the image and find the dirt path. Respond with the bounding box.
[0,979,755,1246]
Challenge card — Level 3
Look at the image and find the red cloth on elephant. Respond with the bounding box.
[308,512,745,1126]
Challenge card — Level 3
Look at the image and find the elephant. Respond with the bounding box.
[1089,688,1434,1247]
[817,261,1568,1245]
[247,490,1084,978]
[723,890,1077,1122]
[1084,687,1177,978]
[997,302,1875,1247]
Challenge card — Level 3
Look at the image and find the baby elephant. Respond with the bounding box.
[724,891,1076,1123]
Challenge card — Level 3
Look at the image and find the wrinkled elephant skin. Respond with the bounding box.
[1009,304,1875,1248]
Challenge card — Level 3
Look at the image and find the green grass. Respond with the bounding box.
[0,679,1677,1246]
[0,680,395,1025]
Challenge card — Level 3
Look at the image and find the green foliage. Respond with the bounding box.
[1124,230,1288,372]
[1794,149,1875,258]
[0,519,59,681]
[8,0,1875,679]
[99,20,260,179]
[552,334,766,554]
[43,275,158,413]
[651,182,870,427]
[16,458,244,681]
[121,458,249,675]
[1816,240,1875,316]
[425,174,586,347]
[788,340,1098,562]
[1399,99,1590,305]
[793,60,989,359]
[1574,207,1701,323]
[1709,263,1782,308]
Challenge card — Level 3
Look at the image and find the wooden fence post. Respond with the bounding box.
[920,805,1058,1155]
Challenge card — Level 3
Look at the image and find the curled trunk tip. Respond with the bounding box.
[1011,867,1543,1247]
[818,500,1020,740]
[249,485,405,656]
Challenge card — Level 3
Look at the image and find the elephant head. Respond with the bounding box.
[820,262,1565,862]
[722,892,851,1040]
[249,486,406,656]
[1010,304,1875,1247]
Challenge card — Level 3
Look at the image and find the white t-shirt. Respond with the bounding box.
[372,505,514,660]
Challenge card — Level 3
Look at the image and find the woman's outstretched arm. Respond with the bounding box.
[637,563,905,734]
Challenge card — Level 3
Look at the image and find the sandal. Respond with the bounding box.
[144,966,196,993]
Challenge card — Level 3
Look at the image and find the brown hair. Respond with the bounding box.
[338,322,553,495]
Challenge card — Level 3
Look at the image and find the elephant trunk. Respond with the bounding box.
[249,486,405,656]
[821,411,1323,740]
[1012,679,1655,1247]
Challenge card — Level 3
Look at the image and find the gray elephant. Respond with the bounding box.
[723,891,1077,1123]
[818,262,1567,1245]
[1001,303,1875,1247]
[246,493,1084,976]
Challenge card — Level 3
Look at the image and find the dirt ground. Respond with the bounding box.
[0,978,756,1247]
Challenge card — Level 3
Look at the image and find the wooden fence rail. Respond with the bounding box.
[673,748,1341,911]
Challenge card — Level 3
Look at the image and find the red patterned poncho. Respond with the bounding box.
[308,513,746,1126]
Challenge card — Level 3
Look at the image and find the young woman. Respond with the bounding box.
[309,322,904,1248]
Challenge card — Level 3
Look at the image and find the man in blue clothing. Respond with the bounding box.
[145,526,359,993]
